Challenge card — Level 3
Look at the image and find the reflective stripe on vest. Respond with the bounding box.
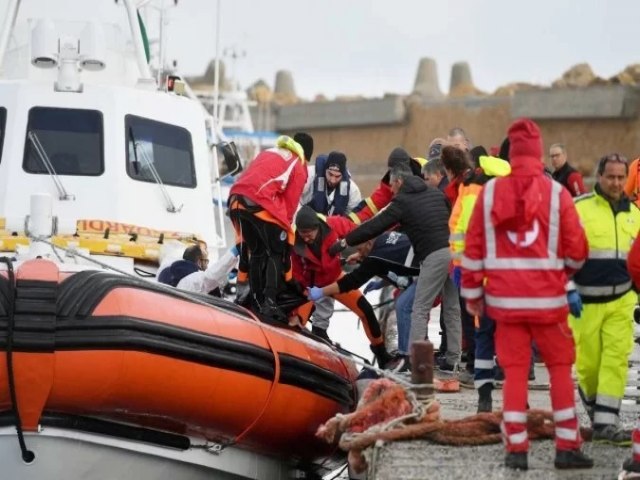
[485,293,566,309]
[577,280,632,297]
[482,179,563,270]
[633,443,640,455]
[503,411,527,423]
[589,249,628,260]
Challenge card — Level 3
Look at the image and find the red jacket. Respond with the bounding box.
[292,216,355,288]
[629,235,640,287]
[229,147,307,229]
[349,180,393,224]
[460,157,588,323]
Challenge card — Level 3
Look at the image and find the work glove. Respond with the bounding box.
[567,290,582,318]
[307,286,325,301]
[230,244,240,257]
[363,279,385,295]
[450,266,462,289]
[328,238,348,257]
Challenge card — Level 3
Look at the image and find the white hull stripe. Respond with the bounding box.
[485,294,567,309]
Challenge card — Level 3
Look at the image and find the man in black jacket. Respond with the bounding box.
[329,164,461,370]
[312,231,419,364]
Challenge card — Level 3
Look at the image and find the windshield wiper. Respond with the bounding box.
[27,130,75,201]
[128,126,182,213]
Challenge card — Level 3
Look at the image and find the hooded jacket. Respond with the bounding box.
[344,175,450,263]
[460,119,588,323]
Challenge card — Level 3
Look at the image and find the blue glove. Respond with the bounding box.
[451,266,462,289]
[363,279,385,295]
[230,244,239,257]
[308,286,325,301]
[567,290,582,318]
[388,271,410,289]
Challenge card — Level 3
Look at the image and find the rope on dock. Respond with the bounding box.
[316,377,594,475]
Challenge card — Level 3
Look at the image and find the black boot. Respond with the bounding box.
[259,297,287,324]
[311,326,331,342]
[477,383,493,413]
[623,457,640,473]
[369,344,400,370]
[554,449,594,469]
[505,452,528,470]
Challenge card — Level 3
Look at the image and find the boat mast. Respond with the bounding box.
[121,0,154,80]
[0,0,21,74]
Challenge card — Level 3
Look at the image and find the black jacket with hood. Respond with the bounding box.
[344,175,450,262]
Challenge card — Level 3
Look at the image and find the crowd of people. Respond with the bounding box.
[154,118,640,474]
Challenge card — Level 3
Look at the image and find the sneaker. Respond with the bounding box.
[554,449,594,469]
[436,356,458,374]
[593,424,632,446]
[458,369,475,389]
[391,355,411,373]
[505,452,528,470]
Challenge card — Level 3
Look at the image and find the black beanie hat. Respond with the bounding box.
[387,147,411,168]
[295,206,321,230]
[498,137,510,162]
[294,132,314,162]
[326,151,347,172]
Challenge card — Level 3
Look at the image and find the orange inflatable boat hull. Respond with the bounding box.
[0,260,358,465]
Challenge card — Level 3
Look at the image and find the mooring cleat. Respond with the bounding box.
[505,452,528,470]
[554,449,594,469]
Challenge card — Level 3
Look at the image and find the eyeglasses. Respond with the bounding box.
[597,153,628,174]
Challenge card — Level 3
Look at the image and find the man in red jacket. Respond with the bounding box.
[292,207,397,369]
[622,236,640,476]
[461,118,592,471]
[228,135,309,323]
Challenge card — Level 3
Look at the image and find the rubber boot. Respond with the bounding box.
[477,383,493,413]
[505,452,528,470]
[554,449,594,469]
[623,457,640,473]
[311,326,331,342]
[370,344,399,370]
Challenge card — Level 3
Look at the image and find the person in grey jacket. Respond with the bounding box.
[329,163,461,370]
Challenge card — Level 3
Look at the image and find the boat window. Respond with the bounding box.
[0,107,5,164]
[23,107,104,175]
[125,115,196,188]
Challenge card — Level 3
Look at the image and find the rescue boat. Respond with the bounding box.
[0,258,357,479]
[0,1,360,478]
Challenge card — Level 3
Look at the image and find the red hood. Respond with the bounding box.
[490,156,545,232]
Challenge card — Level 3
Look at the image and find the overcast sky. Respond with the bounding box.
[4,0,640,99]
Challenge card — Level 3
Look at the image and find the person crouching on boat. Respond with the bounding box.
[291,207,398,369]
[460,118,592,471]
[158,243,238,295]
[228,135,311,324]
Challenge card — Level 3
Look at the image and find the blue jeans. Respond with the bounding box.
[395,282,416,355]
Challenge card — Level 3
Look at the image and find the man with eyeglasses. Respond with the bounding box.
[549,144,586,197]
[571,153,640,446]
